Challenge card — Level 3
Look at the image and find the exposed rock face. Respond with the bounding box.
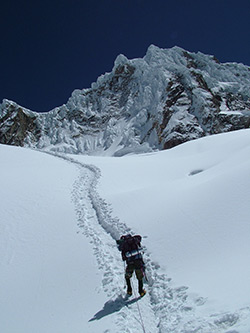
[0,45,250,156]
[0,102,41,146]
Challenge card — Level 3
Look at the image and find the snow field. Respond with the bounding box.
[0,147,107,333]
[1,129,250,332]
[55,153,159,332]
[73,129,250,332]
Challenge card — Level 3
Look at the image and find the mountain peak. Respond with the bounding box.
[114,53,130,68]
[0,47,250,155]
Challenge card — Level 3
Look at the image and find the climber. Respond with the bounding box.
[116,234,146,297]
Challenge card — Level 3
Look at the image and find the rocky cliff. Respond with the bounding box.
[1,45,250,156]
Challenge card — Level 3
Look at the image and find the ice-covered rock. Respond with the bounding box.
[0,45,250,155]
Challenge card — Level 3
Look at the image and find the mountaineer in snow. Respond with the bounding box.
[116,234,146,297]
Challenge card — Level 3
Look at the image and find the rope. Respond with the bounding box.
[131,278,147,333]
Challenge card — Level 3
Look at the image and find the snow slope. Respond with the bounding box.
[1,129,250,332]
[0,146,114,333]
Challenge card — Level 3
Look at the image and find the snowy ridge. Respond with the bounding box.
[1,45,250,155]
[44,150,250,332]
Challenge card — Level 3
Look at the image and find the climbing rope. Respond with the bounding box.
[131,278,147,333]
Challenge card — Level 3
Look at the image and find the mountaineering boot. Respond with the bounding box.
[138,279,146,297]
[126,278,132,296]
[139,289,146,297]
[127,288,132,296]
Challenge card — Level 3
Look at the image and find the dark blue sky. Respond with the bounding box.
[1,0,250,111]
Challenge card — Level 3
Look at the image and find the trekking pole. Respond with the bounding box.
[144,270,148,283]
[124,261,127,289]
[141,266,148,283]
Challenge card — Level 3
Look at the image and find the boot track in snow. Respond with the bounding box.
[43,151,249,333]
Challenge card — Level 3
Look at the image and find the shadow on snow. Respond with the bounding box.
[89,294,141,321]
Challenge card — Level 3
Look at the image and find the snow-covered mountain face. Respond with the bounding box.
[1,45,250,156]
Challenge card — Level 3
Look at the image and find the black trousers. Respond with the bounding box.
[125,260,144,292]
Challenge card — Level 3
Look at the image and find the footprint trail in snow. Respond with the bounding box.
[48,152,249,333]
[71,161,158,332]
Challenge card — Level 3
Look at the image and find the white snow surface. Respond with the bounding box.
[1,129,250,332]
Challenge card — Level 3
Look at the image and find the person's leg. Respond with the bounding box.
[138,278,143,293]
[135,268,144,293]
[125,264,134,294]
[135,261,146,296]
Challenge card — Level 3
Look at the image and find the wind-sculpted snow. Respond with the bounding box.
[1,45,250,155]
[46,150,250,332]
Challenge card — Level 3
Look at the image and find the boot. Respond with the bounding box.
[139,289,146,297]
[138,279,146,296]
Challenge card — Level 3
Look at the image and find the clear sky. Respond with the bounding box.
[1,0,250,111]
